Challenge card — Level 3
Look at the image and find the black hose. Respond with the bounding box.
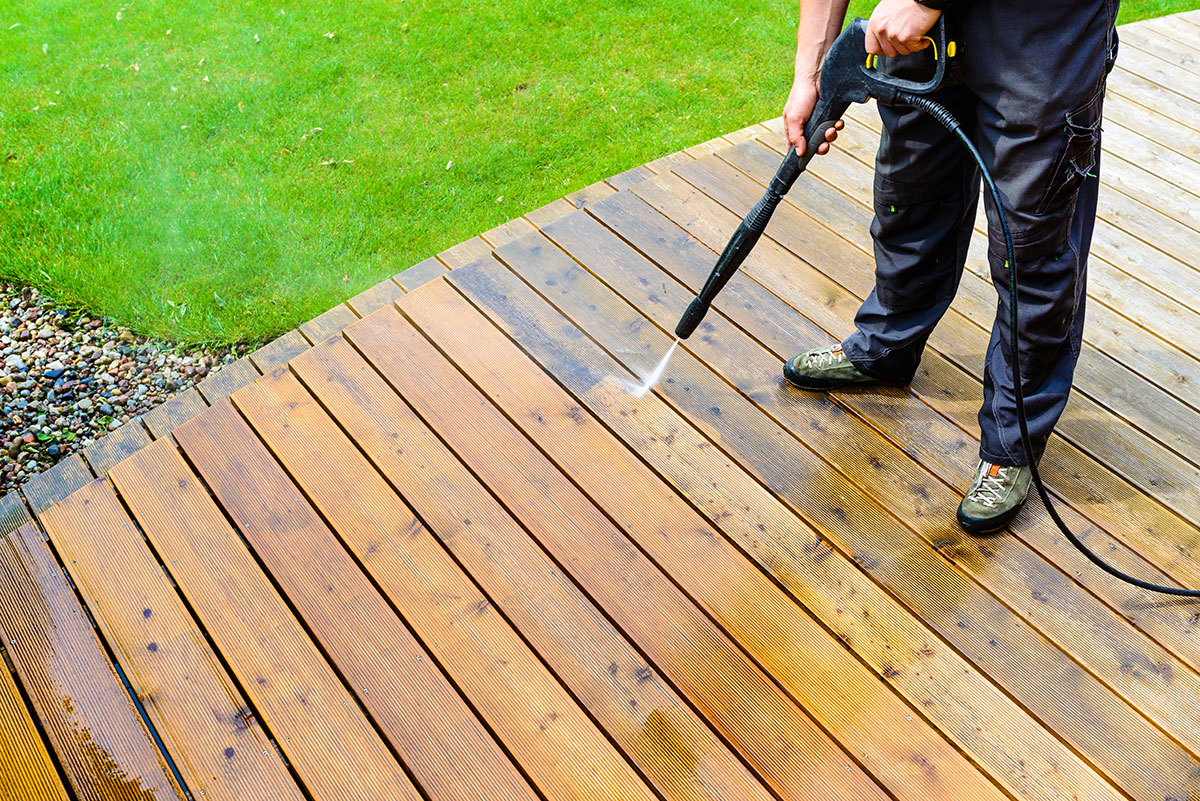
[897,91,1200,597]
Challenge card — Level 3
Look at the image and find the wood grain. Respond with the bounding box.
[108,438,421,801]
[289,335,782,801]
[0,522,182,801]
[174,399,540,801]
[40,479,304,801]
[0,638,70,801]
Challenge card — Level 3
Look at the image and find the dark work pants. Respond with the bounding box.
[841,0,1120,466]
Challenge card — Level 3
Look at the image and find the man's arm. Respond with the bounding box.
[784,0,942,154]
[783,0,852,155]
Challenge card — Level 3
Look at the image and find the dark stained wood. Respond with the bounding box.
[140,389,208,440]
[346,277,404,317]
[395,257,449,292]
[234,368,660,801]
[83,421,151,476]
[108,439,422,801]
[298,305,357,345]
[248,331,310,374]
[564,180,616,210]
[22,454,94,514]
[196,357,259,404]
[41,480,305,801]
[605,166,653,192]
[174,399,541,801]
[289,335,783,801]
[0,522,183,801]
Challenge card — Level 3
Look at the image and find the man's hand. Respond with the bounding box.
[784,77,844,156]
[865,0,941,57]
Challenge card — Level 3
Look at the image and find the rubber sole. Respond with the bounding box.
[956,500,1025,535]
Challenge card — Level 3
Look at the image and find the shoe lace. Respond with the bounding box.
[967,467,1009,508]
[811,348,844,368]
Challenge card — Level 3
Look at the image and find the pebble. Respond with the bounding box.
[0,283,248,495]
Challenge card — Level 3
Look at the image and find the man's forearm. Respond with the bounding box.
[795,0,852,82]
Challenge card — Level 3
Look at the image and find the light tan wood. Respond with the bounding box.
[288,336,783,801]
[40,480,304,801]
[107,438,422,801]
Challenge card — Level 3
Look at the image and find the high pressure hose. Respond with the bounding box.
[898,91,1200,597]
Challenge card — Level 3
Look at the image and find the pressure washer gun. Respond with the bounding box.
[674,17,952,339]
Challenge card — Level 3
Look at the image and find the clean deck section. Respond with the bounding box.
[3,11,1200,800]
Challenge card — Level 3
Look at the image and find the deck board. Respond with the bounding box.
[0,521,183,801]
[8,12,1200,801]
[288,336,784,801]
[39,480,305,801]
[233,368,661,801]
[107,439,423,801]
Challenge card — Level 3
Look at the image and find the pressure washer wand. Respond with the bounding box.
[674,109,841,339]
[674,17,950,340]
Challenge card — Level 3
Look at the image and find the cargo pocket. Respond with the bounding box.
[1035,86,1104,216]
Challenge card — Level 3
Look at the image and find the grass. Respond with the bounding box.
[0,0,1193,344]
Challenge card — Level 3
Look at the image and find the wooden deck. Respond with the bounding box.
[3,11,1200,800]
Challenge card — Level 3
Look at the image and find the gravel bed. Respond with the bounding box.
[0,283,249,494]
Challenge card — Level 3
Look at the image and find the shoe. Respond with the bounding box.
[783,345,877,391]
[957,460,1033,534]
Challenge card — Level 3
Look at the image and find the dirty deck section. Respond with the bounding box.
[3,11,1200,800]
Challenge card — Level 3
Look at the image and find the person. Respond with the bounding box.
[780,0,1119,533]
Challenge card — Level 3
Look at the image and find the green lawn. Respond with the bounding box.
[1,0,1193,344]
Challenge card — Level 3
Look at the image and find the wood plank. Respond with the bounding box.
[346,277,403,317]
[233,368,660,801]
[298,305,357,345]
[140,388,208,440]
[83,420,151,475]
[345,303,913,801]
[437,236,493,270]
[547,198,1200,740]
[394,257,449,292]
[479,225,1200,801]
[196,357,260,404]
[1111,49,1200,116]
[40,480,305,801]
[1139,14,1200,53]
[437,262,1128,801]
[0,521,183,801]
[22,454,93,514]
[288,335,784,801]
[1121,22,1200,77]
[398,280,1009,801]
[1102,91,1200,165]
[107,438,422,801]
[564,180,616,210]
[173,399,540,801]
[0,637,68,801]
[248,331,310,374]
[1107,66,1200,134]
[605,166,653,192]
[524,198,577,230]
[619,171,1200,679]
[693,140,1200,531]
[481,217,538,249]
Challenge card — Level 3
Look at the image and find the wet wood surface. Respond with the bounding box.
[3,12,1199,801]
